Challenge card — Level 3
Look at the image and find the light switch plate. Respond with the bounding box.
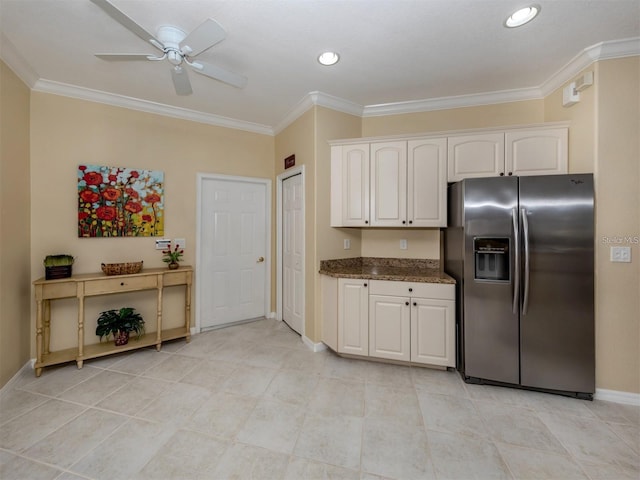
[610,246,631,263]
[343,239,351,250]
[155,238,171,250]
[400,239,408,250]
[174,238,186,251]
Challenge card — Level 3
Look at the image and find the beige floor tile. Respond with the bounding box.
[177,359,237,391]
[212,443,290,479]
[0,452,62,480]
[238,343,290,369]
[308,377,365,418]
[0,399,85,452]
[607,421,640,454]
[586,400,640,426]
[294,414,363,470]
[411,366,468,397]
[365,362,413,388]
[208,341,255,363]
[69,418,177,480]
[107,348,169,375]
[538,412,639,472]
[361,417,435,480]
[23,408,127,468]
[140,353,202,382]
[281,348,329,374]
[464,383,536,408]
[0,389,49,425]
[579,462,640,480]
[133,429,228,480]
[522,391,597,419]
[95,375,172,415]
[429,431,512,480]
[322,354,369,383]
[417,391,489,439]
[365,383,422,426]
[496,442,588,480]
[221,364,277,397]
[185,391,258,439]
[236,398,306,454]
[264,369,320,407]
[19,365,100,397]
[136,382,211,424]
[58,370,135,405]
[474,400,567,453]
[284,456,360,480]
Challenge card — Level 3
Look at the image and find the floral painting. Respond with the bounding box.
[78,165,164,237]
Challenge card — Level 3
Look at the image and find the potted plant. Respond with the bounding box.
[162,244,184,270]
[44,254,75,280]
[95,307,145,346]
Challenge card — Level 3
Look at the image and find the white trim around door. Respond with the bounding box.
[276,165,305,338]
[195,173,272,333]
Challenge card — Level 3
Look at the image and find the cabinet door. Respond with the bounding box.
[407,138,447,227]
[338,279,369,355]
[369,295,411,362]
[321,275,338,351]
[411,298,455,367]
[505,127,568,176]
[331,144,370,227]
[370,142,407,227]
[448,133,505,182]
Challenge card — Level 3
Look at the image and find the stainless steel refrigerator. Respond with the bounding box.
[444,174,594,398]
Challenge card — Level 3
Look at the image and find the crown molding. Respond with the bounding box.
[273,90,363,135]
[540,36,640,96]
[30,79,274,136]
[0,34,39,88]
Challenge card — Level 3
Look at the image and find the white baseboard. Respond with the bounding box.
[595,388,640,406]
[302,335,328,353]
[0,360,33,394]
[266,311,277,319]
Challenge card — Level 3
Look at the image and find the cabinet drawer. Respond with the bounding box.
[38,281,77,300]
[163,270,191,286]
[84,275,158,296]
[369,280,454,300]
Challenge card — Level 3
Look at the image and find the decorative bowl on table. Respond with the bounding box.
[101,261,143,276]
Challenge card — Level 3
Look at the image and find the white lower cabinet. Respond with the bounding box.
[337,278,369,356]
[322,277,456,368]
[369,295,411,361]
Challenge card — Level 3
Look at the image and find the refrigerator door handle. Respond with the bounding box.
[521,208,531,315]
[512,207,520,314]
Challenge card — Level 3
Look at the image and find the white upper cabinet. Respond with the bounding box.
[370,141,407,226]
[447,133,505,182]
[332,137,447,228]
[447,127,568,182]
[505,127,568,176]
[331,144,370,226]
[408,138,447,227]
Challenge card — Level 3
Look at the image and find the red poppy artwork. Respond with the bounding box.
[77,165,164,237]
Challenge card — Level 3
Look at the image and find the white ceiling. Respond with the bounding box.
[1,0,639,134]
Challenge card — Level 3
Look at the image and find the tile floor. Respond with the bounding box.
[1,318,638,480]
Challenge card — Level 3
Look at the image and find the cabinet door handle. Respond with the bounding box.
[499,172,505,176]
[402,220,406,224]
[413,302,417,306]
[365,220,369,224]
[408,220,413,225]
[405,301,409,306]
[120,282,125,286]
[408,287,413,292]
[508,172,513,176]
[363,283,367,287]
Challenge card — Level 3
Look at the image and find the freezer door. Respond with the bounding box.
[462,177,520,384]
[519,174,595,394]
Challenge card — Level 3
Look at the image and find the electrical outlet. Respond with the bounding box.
[400,239,408,250]
[174,238,186,251]
[610,246,631,263]
[155,238,171,250]
[343,239,351,250]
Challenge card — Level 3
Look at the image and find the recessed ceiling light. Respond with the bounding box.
[318,51,340,66]
[504,5,540,28]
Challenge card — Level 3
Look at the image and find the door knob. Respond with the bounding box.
[257,256,265,263]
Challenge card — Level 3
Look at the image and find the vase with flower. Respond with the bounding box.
[162,244,184,269]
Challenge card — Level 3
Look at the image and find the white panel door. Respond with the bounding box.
[369,295,410,361]
[411,298,455,367]
[370,142,407,226]
[282,173,303,335]
[200,178,267,329]
[407,138,447,227]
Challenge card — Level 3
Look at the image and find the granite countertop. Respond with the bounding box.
[319,257,455,284]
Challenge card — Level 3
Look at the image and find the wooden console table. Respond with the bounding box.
[33,266,193,377]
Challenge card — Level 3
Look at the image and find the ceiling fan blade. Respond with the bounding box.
[90,0,162,50]
[95,54,156,61]
[190,60,247,89]
[171,66,193,95]
[180,18,226,57]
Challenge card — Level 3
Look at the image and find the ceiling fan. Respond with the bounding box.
[90,0,247,95]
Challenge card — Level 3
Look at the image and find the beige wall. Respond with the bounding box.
[0,61,31,387]
[29,92,274,353]
[594,58,639,393]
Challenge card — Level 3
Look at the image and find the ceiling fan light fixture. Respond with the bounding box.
[504,5,540,28]
[318,51,340,66]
